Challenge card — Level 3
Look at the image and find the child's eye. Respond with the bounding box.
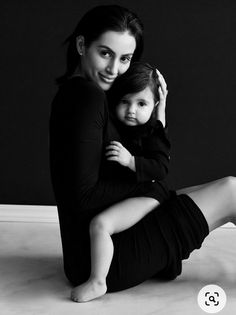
[138,101,146,107]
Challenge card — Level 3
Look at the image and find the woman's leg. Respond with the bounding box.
[71,197,159,302]
[102,176,236,292]
[176,176,236,231]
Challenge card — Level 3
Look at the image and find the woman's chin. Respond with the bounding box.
[97,81,112,91]
[96,76,114,91]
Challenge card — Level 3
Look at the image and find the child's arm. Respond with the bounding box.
[133,68,170,182]
[106,120,170,182]
[105,122,170,182]
[134,120,171,182]
[106,141,136,171]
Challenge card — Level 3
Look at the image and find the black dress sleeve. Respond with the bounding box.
[49,77,154,217]
[135,120,171,182]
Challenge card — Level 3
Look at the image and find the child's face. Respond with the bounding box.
[116,86,156,126]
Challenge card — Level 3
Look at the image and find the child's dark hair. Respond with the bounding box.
[56,5,143,85]
[108,62,160,111]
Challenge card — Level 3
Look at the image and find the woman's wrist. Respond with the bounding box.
[156,106,166,128]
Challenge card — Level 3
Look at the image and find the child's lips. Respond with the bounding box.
[125,116,136,122]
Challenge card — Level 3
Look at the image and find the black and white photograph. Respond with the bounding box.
[1,1,236,314]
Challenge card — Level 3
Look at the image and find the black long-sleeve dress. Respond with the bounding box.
[49,76,209,292]
[103,112,174,203]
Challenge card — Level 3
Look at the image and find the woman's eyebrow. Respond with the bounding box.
[98,45,133,56]
[98,45,114,53]
[123,53,134,57]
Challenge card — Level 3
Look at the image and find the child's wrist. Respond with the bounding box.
[128,155,136,172]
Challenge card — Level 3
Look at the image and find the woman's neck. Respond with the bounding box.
[71,65,85,79]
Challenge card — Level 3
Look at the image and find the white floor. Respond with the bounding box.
[0,214,236,314]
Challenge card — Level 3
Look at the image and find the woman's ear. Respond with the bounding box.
[76,35,85,56]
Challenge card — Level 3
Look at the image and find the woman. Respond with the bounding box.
[49,5,236,300]
[71,62,173,302]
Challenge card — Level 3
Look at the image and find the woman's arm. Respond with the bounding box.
[156,104,166,128]
[155,69,168,127]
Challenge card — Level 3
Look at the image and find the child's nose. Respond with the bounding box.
[127,104,136,114]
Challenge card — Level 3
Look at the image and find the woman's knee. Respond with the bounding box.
[221,176,236,222]
[221,176,236,198]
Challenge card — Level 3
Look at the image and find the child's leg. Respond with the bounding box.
[94,196,160,234]
[71,197,159,302]
[90,197,160,279]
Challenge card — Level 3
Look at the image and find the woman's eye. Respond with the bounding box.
[121,99,128,104]
[100,51,111,58]
[120,56,131,64]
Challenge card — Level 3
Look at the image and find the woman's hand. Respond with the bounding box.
[106,141,135,171]
[155,69,168,127]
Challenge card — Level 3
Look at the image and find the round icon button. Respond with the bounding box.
[197,284,227,313]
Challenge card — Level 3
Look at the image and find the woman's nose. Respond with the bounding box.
[106,59,119,76]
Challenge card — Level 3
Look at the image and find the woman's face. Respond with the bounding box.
[79,31,136,90]
[116,86,156,126]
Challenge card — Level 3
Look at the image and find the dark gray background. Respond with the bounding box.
[1,0,236,205]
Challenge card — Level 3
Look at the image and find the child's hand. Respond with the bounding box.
[106,141,135,170]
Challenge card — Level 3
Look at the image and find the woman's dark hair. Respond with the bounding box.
[108,62,160,111]
[56,5,144,84]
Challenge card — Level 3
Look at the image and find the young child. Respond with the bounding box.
[71,62,171,302]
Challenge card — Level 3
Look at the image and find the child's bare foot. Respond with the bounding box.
[71,279,107,303]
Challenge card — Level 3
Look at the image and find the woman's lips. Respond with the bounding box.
[99,73,116,84]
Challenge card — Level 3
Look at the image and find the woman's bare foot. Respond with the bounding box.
[71,279,107,303]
